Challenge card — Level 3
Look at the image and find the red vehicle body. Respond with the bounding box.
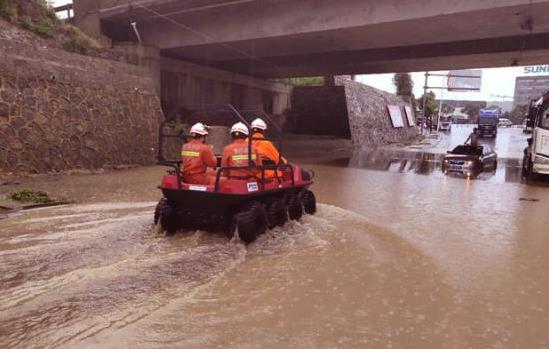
[154,105,316,244]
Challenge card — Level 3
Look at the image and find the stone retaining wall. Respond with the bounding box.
[0,37,163,173]
[336,77,418,148]
[288,78,417,147]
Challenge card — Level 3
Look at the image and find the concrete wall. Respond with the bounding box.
[0,37,163,173]
[336,77,418,148]
[157,56,291,125]
[288,78,417,147]
[290,86,351,138]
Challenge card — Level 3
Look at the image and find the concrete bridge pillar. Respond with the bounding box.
[115,43,162,95]
[72,0,103,41]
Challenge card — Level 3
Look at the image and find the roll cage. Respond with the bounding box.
[157,104,294,192]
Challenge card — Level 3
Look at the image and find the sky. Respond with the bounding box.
[357,67,527,103]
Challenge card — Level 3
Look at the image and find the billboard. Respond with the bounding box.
[387,105,404,128]
[447,69,482,92]
[404,106,415,127]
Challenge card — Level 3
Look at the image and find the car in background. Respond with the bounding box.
[438,116,452,132]
[498,118,513,128]
[442,144,498,178]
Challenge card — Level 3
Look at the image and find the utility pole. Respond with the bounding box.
[421,72,429,134]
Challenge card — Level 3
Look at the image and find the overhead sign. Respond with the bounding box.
[447,69,482,92]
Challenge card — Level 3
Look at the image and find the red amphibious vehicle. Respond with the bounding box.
[154,105,316,244]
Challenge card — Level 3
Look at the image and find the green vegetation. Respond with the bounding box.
[0,0,17,22]
[440,103,455,115]
[0,0,57,38]
[416,91,438,117]
[9,189,52,204]
[277,77,325,86]
[0,0,101,52]
[508,104,528,124]
[61,24,100,54]
[18,15,55,38]
[461,103,482,119]
[392,73,414,103]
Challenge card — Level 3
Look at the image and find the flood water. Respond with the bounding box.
[1,130,549,348]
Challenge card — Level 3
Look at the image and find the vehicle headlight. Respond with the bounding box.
[535,155,549,164]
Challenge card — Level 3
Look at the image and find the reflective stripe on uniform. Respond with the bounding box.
[232,154,256,161]
[182,151,200,157]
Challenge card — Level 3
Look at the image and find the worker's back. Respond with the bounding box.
[182,140,217,183]
[221,139,262,179]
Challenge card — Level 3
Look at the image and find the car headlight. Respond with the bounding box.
[535,155,549,164]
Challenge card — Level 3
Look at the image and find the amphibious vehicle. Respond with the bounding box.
[154,105,316,244]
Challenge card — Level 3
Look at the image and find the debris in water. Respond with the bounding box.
[519,197,540,202]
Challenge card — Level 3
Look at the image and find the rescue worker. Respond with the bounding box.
[221,122,263,179]
[250,118,286,178]
[181,122,217,185]
[465,127,480,147]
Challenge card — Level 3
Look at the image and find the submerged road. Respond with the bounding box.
[1,127,548,348]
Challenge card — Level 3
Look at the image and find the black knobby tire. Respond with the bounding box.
[285,194,303,221]
[299,189,317,215]
[266,199,288,228]
[237,202,268,244]
[154,198,166,225]
[159,200,178,235]
[224,214,238,238]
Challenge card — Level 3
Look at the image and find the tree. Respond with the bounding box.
[416,91,438,117]
[393,73,414,103]
[462,103,482,121]
[441,103,455,115]
[509,104,528,124]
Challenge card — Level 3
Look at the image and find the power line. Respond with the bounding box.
[134,3,277,70]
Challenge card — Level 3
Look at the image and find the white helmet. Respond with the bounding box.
[251,118,267,131]
[230,122,249,136]
[190,122,208,136]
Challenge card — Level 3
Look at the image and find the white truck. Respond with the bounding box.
[522,92,549,179]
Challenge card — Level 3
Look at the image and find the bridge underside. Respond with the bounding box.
[88,0,549,77]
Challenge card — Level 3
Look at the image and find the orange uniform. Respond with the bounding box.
[181,139,217,185]
[252,132,286,178]
[221,138,263,179]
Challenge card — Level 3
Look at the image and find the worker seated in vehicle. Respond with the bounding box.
[465,127,479,147]
[250,118,286,178]
[181,122,217,185]
[221,122,263,179]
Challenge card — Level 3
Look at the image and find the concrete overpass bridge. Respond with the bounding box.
[72,0,549,143]
[76,0,549,77]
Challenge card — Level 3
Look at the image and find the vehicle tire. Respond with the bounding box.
[522,154,530,177]
[527,159,538,181]
[236,202,268,244]
[224,214,237,238]
[266,199,288,228]
[159,200,178,235]
[154,198,166,225]
[298,189,316,215]
[285,194,303,221]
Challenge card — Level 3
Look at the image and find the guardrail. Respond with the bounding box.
[54,3,74,23]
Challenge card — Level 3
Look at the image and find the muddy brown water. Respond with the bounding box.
[1,161,549,348]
